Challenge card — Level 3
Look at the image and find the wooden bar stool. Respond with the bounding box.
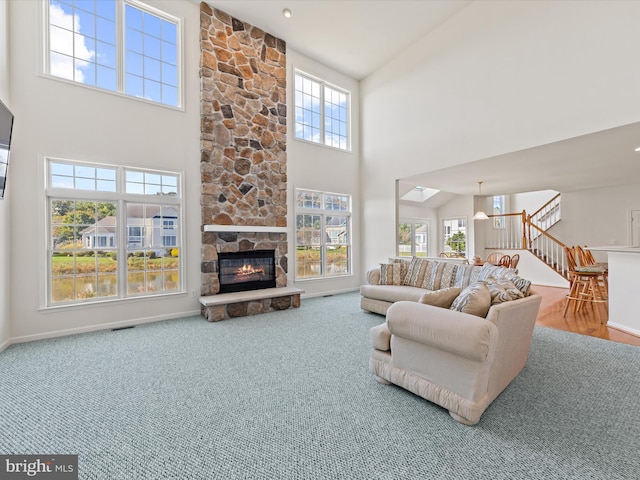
[563,246,608,323]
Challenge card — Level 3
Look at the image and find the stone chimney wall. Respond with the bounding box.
[199,2,288,296]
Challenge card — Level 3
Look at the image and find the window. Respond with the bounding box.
[46,0,181,108]
[398,219,429,257]
[492,195,505,229]
[294,71,350,150]
[295,189,351,279]
[442,218,467,258]
[47,158,182,306]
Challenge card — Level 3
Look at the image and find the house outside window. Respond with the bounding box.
[398,219,429,257]
[442,217,467,258]
[45,0,181,108]
[295,189,351,279]
[47,158,183,306]
[294,71,350,151]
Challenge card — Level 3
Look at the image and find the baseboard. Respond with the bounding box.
[607,322,640,338]
[0,336,10,353]
[301,287,359,299]
[9,309,201,345]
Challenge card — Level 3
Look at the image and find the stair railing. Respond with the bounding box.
[485,208,569,279]
[526,218,569,278]
[483,211,527,250]
[529,193,561,238]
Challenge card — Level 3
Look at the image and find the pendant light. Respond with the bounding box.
[473,181,489,220]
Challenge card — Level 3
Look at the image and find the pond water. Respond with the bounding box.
[51,270,180,303]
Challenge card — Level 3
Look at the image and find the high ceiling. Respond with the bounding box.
[201,0,640,199]
[201,0,472,80]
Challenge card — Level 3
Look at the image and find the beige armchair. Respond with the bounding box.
[369,294,542,425]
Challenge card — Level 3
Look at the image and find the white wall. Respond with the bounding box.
[511,190,558,216]
[8,0,202,341]
[286,49,362,297]
[550,183,640,263]
[361,0,640,274]
[0,0,11,351]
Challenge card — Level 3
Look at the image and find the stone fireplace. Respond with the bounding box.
[199,3,299,321]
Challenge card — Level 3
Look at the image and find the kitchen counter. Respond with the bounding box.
[587,246,640,337]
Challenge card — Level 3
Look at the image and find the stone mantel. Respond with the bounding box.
[204,225,288,234]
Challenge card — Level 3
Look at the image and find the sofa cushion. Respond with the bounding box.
[485,276,524,305]
[424,261,458,290]
[360,284,427,304]
[477,263,512,281]
[503,271,532,296]
[379,263,406,285]
[403,257,429,286]
[419,287,462,308]
[450,282,492,317]
[454,264,483,289]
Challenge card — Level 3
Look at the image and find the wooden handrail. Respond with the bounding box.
[531,192,561,219]
[484,204,569,278]
[526,217,567,250]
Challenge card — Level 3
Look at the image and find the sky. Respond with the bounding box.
[48,0,178,107]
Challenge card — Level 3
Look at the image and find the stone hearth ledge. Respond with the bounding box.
[200,287,304,322]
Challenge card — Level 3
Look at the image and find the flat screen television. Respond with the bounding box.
[0,99,13,199]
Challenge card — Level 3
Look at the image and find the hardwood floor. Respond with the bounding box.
[534,285,640,346]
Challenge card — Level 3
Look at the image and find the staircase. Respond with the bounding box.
[529,193,561,240]
[485,194,570,280]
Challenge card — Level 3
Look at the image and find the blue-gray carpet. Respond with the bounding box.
[1,292,638,479]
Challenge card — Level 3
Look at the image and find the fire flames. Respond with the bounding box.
[235,263,265,279]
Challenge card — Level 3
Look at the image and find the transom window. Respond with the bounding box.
[295,189,352,279]
[46,0,181,108]
[46,158,183,306]
[294,71,350,151]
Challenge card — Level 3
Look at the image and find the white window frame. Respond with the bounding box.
[492,195,506,229]
[442,217,467,258]
[43,0,184,109]
[398,218,429,257]
[295,188,352,280]
[293,70,351,151]
[44,157,185,308]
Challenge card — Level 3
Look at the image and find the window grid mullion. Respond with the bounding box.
[116,0,125,94]
[319,84,325,147]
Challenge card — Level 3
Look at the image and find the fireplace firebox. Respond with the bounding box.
[218,250,276,294]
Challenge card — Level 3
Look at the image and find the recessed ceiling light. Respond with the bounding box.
[282,8,292,18]
[635,146,640,152]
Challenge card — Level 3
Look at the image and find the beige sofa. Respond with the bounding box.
[361,257,521,315]
[364,256,542,425]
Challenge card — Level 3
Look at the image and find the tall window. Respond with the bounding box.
[45,0,181,108]
[47,158,182,306]
[442,218,467,258]
[294,71,350,151]
[493,195,505,229]
[398,219,429,257]
[295,189,351,279]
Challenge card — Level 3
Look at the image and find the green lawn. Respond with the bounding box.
[51,255,178,275]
